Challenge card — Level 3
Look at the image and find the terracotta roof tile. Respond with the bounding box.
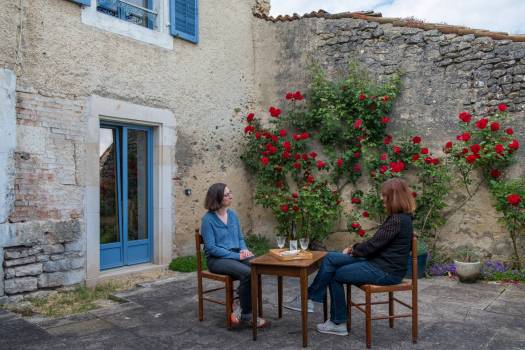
[254,10,525,42]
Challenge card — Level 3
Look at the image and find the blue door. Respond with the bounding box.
[99,123,153,270]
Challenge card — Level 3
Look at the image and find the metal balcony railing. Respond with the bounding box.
[97,0,158,29]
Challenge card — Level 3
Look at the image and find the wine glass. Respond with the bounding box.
[276,235,286,249]
[300,237,309,251]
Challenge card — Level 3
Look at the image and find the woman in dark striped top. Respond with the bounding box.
[284,178,416,336]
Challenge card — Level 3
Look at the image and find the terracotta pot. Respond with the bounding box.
[454,260,481,283]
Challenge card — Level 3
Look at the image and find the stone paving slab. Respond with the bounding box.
[0,274,524,349]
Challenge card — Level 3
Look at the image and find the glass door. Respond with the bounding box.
[99,123,153,270]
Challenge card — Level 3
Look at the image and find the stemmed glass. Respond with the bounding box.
[276,235,286,249]
[300,237,309,251]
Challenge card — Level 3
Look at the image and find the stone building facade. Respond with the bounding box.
[0,1,524,301]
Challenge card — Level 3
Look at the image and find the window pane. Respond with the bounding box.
[100,128,120,244]
[127,129,148,241]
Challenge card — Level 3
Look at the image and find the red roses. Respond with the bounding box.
[269,106,282,118]
[459,111,472,123]
[285,91,304,101]
[507,194,521,206]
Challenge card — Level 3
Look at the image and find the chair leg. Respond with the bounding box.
[323,292,327,322]
[365,291,372,349]
[388,291,394,328]
[347,284,352,332]
[226,279,233,329]
[412,290,418,343]
[197,275,204,322]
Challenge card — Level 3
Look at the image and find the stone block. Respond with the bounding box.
[3,256,37,267]
[4,277,38,294]
[64,269,84,286]
[0,247,3,296]
[36,254,49,262]
[40,244,65,255]
[4,246,41,259]
[64,240,85,252]
[38,272,65,288]
[5,263,42,277]
[43,257,84,272]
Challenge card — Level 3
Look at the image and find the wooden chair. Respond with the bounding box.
[347,235,418,348]
[195,228,236,329]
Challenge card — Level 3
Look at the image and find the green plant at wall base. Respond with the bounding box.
[169,255,207,272]
[489,179,525,269]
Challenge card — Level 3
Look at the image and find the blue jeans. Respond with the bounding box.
[308,252,401,324]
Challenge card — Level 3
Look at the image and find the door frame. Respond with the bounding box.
[85,96,175,286]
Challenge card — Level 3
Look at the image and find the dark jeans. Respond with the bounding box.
[207,256,254,316]
[308,252,401,324]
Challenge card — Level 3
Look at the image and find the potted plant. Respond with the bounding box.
[454,247,481,283]
[405,239,428,279]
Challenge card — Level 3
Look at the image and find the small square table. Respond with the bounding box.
[250,251,327,348]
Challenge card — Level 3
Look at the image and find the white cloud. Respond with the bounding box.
[269,0,525,34]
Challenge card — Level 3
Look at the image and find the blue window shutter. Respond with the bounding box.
[68,0,91,5]
[170,0,199,44]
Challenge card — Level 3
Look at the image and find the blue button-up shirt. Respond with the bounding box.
[200,209,248,260]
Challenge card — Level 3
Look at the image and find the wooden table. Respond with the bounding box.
[250,251,327,348]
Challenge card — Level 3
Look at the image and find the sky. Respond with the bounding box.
[269,0,525,35]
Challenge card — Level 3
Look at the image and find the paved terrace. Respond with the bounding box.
[0,274,523,349]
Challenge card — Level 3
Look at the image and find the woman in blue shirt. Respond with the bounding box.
[200,183,267,328]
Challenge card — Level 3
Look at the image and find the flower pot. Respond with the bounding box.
[405,252,428,279]
[454,260,481,283]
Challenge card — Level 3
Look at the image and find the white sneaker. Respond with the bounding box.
[316,319,348,336]
[283,295,314,313]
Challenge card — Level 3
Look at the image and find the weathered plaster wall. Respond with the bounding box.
[0,69,17,302]
[0,0,260,299]
[253,16,525,258]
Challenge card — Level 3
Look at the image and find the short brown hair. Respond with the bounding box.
[204,183,227,211]
[381,178,416,215]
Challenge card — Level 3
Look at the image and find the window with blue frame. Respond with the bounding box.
[97,0,157,29]
[67,0,199,44]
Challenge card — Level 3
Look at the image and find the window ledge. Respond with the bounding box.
[81,2,173,50]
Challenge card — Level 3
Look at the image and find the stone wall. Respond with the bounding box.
[253,15,525,258]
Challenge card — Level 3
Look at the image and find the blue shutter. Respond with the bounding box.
[68,0,91,5]
[170,0,199,44]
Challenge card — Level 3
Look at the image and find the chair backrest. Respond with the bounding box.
[195,228,203,273]
[411,234,418,289]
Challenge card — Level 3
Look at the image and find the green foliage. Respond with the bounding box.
[245,234,271,256]
[446,106,523,268]
[169,255,207,272]
[23,283,121,318]
[489,178,525,269]
[482,269,525,282]
[240,61,401,245]
[350,135,451,249]
[454,246,480,262]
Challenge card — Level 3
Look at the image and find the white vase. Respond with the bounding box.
[454,260,481,283]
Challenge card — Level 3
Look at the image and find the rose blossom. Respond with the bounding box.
[458,111,472,123]
[247,113,255,122]
[507,194,521,206]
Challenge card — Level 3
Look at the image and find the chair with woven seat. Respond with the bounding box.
[195,228,236,329]
[347,235,418,348]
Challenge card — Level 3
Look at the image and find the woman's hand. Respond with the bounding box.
[240,249,254,260]
[342,246,352,255]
